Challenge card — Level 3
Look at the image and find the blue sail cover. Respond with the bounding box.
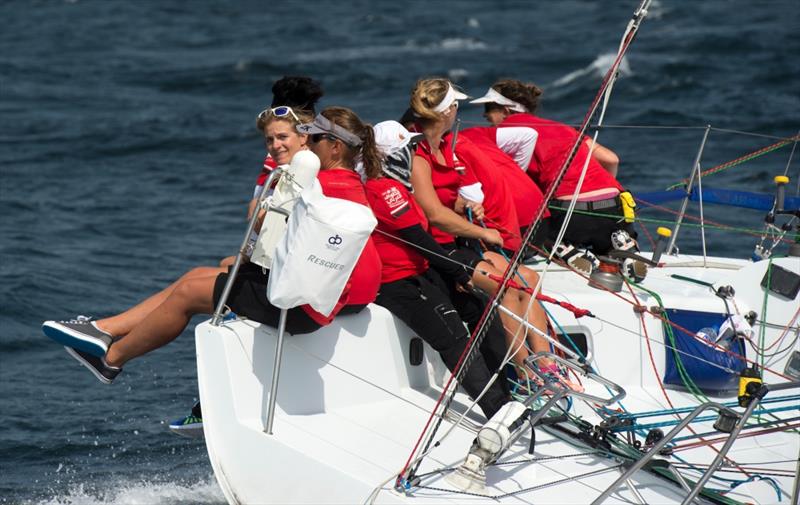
[636,187,800,211]
[662,308,747,396]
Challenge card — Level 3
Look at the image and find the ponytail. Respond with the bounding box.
[358,124,384,179]
[319,106,384,178]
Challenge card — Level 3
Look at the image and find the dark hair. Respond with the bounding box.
[491,79,543,114]
[398,107,416,129]
[320,106,384,179]
[270,76,324,115]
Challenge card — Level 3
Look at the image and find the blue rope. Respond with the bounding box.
[609,404,799,432]
[670,454,783,501]
[610,395,800,421]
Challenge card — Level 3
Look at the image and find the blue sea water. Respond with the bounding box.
[0,0,797,503]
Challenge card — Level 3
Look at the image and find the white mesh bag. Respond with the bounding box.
[267,178,377,315]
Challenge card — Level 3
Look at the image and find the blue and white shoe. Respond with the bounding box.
[42,315,113,357]
[169,402,204,439]
[64,346,122,384]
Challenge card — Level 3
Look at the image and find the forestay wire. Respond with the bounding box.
[393,0,654,489]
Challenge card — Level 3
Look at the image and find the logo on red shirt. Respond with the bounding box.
[382,186,410,217]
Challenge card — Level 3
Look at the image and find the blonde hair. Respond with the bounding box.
[256,107,314,132]
[409,77,457,122]
[320,106,384,180]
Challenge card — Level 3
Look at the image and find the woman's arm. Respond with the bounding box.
[396,224,471,287]
[411,156,502,247]
[586,139,619,177]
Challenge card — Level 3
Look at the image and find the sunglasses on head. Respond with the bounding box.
[257,106,300,122]
[309,133,338,144]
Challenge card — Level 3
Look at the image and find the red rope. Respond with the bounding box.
[482,272,593,318]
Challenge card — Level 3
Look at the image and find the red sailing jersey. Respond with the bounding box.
[454,135,522,251]
[460,127,548,227]
[364,178,429,284]
[413,135,477,244]
[500,113,622,198]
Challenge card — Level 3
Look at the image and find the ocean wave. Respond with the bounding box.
[551,53,632,88]
[14,476,224,505]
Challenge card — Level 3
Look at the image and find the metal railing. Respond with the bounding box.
[592,380,800,505]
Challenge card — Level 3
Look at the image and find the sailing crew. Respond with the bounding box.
[365,120,511,419]
[408,77,577,386]
[458,125,550,251]
[41,105,381,384]
[470,79,641,263]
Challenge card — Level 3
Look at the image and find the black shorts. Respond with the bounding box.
[441,242,484,271]
[547,205,636,255]
[213,262,322,335]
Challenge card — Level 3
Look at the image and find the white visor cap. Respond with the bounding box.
[469,87,527,113]
[374,120,421,155]
[432,84,469,113]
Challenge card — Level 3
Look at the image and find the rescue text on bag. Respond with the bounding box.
[267,179,377,315]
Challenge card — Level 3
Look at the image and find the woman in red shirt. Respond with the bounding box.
[408,77,568,384]
[471,79,638,257]
[297,106,383,310]
[364,121,511,419]
[41,105,379,384]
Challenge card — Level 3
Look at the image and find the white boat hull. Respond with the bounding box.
[197,255,799,504]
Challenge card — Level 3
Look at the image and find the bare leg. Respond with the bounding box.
[105,275,217,367]
[517,266,553,356]
[97,266,225,338]
[471,258,532,373]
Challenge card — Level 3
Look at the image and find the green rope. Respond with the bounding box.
[670,274,716,288]
[626,282,709,402]
[548,206,800,241]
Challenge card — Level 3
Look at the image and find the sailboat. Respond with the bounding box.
[195,1,800,503]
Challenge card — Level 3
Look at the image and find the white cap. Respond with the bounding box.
[432,83,469,113]
[469,87,527,113]
[374,120,423,155]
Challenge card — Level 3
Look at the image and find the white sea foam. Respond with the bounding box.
[25,477,224,505]
[293,37,488,63]
[551,53,632,88]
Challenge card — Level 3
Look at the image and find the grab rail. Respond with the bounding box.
[592,380,800,505]
[211,168,282,325]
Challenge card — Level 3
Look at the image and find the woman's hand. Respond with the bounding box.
[480,228,503,248]
[464,201,485,221]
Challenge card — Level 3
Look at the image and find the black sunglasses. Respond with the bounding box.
[309,133,338,144]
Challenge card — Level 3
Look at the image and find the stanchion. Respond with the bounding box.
[265,308,288,435]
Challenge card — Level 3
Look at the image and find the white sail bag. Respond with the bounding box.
[251,151,321,268]
[267,178,377,315]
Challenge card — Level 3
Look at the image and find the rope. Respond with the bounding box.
[666,134,800,191]
[624,278,754,478]
[396,7,645,480]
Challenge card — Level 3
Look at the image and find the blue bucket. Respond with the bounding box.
[662,309,746,396]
